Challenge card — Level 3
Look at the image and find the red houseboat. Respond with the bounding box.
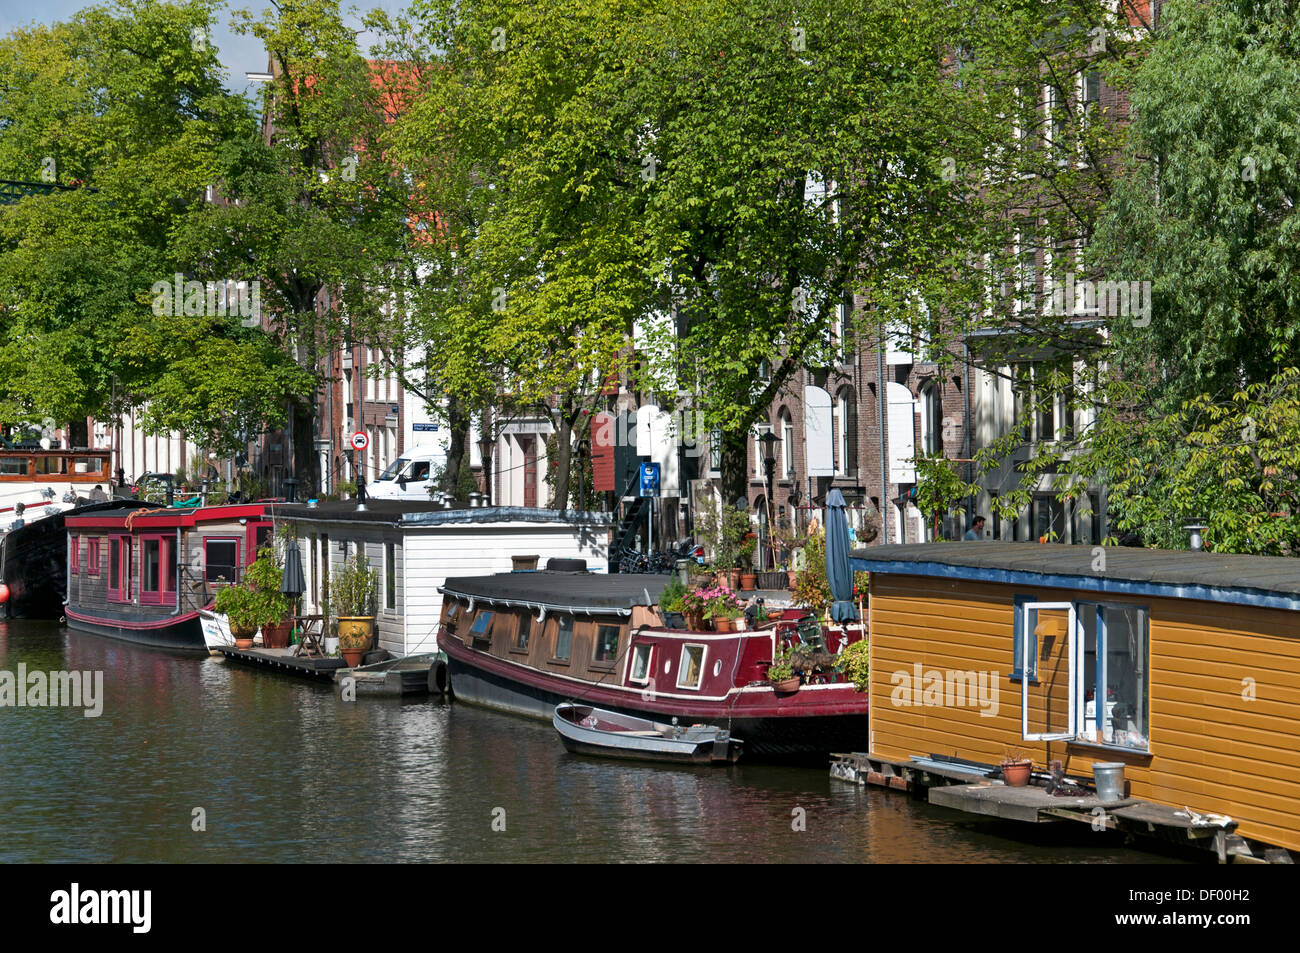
[63,504,273,650]
[436,567,869,759]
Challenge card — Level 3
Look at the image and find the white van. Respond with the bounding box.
[367,447,444,501]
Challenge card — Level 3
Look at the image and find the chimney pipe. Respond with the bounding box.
[1185,523,1207,551]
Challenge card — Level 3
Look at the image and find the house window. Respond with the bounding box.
[629,644,653,684]
[385,542,397,611]
[833,388,857,475]
[554,615,574,661]
[709,427,722,473]
[205,538,240,584]
[108,536,132,603]
[752,426,771,480]
[593,624,620,664]
[87,538,100,576]
[677,644,706,690]
[920,382,942,455]
[780,411,794,480]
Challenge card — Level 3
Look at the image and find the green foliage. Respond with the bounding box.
[696,495,753,569]
[658,577,688,616]
[792,531,830,615]
[331,550,377,618]
[767,645,795,683]
[214,547,291,636]
[837,638,870,693]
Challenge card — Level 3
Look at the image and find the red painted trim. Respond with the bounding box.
[0,500,53,515]
[88,538,101,576]
[66,504,269,529]
[65,605,201,630]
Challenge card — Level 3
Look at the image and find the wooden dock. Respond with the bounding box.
[215,646,346,681]
[831,752,1294,864]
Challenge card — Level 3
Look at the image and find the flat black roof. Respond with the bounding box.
[850,542,1300,612]
[440,572,668,615]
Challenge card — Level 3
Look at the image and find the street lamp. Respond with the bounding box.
[759,430,779,572]
[478,433,494,507]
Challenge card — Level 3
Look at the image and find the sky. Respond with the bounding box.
[0,0,409,98]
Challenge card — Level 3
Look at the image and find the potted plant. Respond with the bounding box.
[1000,749,1034,787]
[212,548,290,651]
[791,530,832,616]
[681,584,743,631]
[332,550,378,666]
[738,534,758,591]
[836,637,870,692]
[658,578,688,628]
[767,645,800,693]
[244,547,294,649]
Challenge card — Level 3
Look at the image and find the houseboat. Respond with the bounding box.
[436,566,869,759]
[850,541,1300,858]
[271,500,612,657]
[1,498,153,619]
[0,446,113,520]
[63,504,273,650]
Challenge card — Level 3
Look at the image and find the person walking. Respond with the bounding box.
[963,515,986,540]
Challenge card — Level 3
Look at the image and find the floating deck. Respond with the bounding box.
[216,646,346,681]
[332,653,446,697]
[831,752,1294,864]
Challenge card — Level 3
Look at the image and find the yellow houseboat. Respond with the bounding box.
[850,542,1300,857]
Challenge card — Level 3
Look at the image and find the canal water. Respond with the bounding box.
[0,620,1181,863]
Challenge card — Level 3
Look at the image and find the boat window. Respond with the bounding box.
[0,458,28,476]
[469,611,494,641]
[205,539,240,584]
[385,543,397,611]
[72,456,102,475]
[87,538,100,576]
[108,536,132,602]
[629,644,653,684]
[554,616,574,661]
[515,612,531,650]
[70,536,80,574]
[254,524,271,552]
[1081,603,1149,751]
[677,644,706,690]
[35,456,66,475]
[593,625,620,663]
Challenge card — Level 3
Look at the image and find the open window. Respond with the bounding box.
[108,536,133,603]
[140,534,177,606]
[676,644,707,690]
[467,611,494,646]
[628,643,653,684]
[1020,602,1078,741]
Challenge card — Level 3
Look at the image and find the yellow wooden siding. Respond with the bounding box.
[868,573,1300,853]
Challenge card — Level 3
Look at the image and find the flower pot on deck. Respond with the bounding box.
[770,676,801,694]
[740,573,757,591]
[1000,759,1033,787]
[261,619,293,650]
[713,617,736,633]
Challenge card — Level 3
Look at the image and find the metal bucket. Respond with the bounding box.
[1093,762,1126,802]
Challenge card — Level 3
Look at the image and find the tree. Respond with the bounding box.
[0,0,311,447]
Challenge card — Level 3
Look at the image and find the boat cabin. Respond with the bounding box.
[63,504,272,649]
[851,541,1300,855]
[1,448,112,521]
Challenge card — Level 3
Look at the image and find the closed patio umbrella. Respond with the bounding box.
[824,488,859,623]
[281,536,306,600]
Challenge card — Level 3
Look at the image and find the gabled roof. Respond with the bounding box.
[850,542,1300,613]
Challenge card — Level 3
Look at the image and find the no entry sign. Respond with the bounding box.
[349,431,369,451]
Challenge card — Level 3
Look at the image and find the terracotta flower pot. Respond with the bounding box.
[261,619,293,650]
[341,648,366,668]
[713,617,735,633]
[740,573,757,591]
[684,611,705,632]
[1001,759,1033,787]
[770,676,801,693]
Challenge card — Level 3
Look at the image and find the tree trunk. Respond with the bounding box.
[720,425,749,510]
[292,398,319,495]
[552,412,574,511]
[443,394,469,493]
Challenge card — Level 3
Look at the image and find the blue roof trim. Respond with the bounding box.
[849,557,1300,613]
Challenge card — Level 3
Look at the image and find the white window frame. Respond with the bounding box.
[1020,601,1080,742]
[628,643,654,685]
[676,643,708,690]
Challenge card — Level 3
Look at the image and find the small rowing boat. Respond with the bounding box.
[553,702,742,765]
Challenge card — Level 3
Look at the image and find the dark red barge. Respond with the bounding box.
[436,569,868,760]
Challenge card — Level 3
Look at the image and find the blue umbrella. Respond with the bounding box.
[824,489,859,623]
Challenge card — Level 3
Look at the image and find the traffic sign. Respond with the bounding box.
[349,431,369,451]
[639,461,660,498]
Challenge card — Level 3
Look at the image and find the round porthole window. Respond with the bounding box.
[713,660,722,677]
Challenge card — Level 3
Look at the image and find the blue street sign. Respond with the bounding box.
[639,462,660,498]
[412,423,439,432]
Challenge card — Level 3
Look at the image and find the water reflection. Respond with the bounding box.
[0,620,1181,863]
